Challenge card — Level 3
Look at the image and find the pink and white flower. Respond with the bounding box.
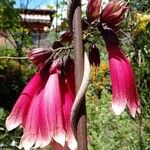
[103,28,141,117]
[6,58,77,150]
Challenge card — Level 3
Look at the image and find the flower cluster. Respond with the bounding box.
[6,48,77,150]
[86,0,140,117]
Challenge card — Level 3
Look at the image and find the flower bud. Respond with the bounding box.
[60,31,73,43]
[101,0,128,29]
[89,43,100,67]
[86,0,102,23]
[28,48,53,65]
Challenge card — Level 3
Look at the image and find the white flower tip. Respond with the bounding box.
[34,137,51,148]
[53,132,66,147]
[20,145,30,150]
[40,138,51,148]
[5,117,20,131]
[110,103,126,116]
[20,135,36,150]
[68,139,78,150]
[18,144,23,149]
[137,107,141,114]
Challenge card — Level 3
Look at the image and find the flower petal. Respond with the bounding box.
[43,72,66,146]
[5,73,43,131]
[60,59,77,150]
[108,47,128,115]
[19,88,43,150]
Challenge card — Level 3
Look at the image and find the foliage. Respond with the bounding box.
[0,0,21,31]
[0,108,22,149]
[0,47,35,110]
[87,91,141,150]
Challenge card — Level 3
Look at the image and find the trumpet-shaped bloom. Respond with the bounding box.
[103,28,141,117]
[6,58,77,150]
[28,48,53,66]
[5,72,47,131]
[108,46,141,117]
[19,71,66,150]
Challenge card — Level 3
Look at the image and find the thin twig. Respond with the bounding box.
[53,46,73,52]
[0,56,28,60]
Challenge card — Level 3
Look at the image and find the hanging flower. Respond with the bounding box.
[6,57,77,150]
[58,58,77,150]
[102,27,141,117]
[94,0,141,117]
[60,31,73,43]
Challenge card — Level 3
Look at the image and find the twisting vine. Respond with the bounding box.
[67,0,90,149]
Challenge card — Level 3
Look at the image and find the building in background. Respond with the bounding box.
[0,8,55,47]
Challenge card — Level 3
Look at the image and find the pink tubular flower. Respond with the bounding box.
[19,70,65,149]
[6,57,77,150]
[5,72,48,131]
[60,31,73,43]
[102,28,141,117]
[97,0,140,117]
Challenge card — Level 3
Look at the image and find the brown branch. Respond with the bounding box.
[72,0,88,149]
[0,32,16,48]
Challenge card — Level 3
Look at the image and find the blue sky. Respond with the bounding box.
[14,0,58,9]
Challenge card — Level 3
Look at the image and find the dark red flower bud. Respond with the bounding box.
[28,48,53,65]
[86,0,102,23]
[89,43,100,67]
[60,31,73,43]
[101,0,128,29]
